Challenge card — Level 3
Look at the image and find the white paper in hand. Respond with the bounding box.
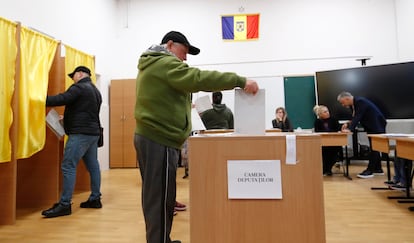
[194,95,213,114]
[46,108,65,139]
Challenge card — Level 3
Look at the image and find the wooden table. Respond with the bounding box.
[370,134,394,154]
[368,134,414,200]
[369,134,394,182]
[395,137,414,160]
[318,132,351,179]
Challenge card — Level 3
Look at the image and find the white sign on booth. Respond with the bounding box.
[227,160,282,199]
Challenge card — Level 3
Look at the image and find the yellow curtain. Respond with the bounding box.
[64,44,95,88]
[16,27,58,159]
[0,17,17,163]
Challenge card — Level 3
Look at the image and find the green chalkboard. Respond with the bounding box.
[284,76,316,129]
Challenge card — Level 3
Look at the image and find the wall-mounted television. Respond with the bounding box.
[315,61,414,120]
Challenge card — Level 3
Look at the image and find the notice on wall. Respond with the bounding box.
[227,160,282,199]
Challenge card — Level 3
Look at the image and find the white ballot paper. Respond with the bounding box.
[46,108,65,139]
[194,95,212,114]
[234,89,265,135]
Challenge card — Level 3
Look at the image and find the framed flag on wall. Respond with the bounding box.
[221,13,260,41]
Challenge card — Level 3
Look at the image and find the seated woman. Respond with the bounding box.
[313,105,343,176]
[272,107,293,132]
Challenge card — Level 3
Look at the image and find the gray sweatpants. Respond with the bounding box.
[134,134,179,243]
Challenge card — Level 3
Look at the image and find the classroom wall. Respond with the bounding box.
[112,0,400,76]
[1,0,414,168]
[394,0,414,61]
[2,0,410,94]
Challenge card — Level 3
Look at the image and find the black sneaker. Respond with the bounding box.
[171,241,181,243]
[390,183,407,191]
[357,170,374,179]
[42,203,71,218]
[384,180,398,186]
[323,171,333,176]
[80,198,102,208]
[372,169,384,176]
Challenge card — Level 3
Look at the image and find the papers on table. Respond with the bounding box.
[384,133,414,138]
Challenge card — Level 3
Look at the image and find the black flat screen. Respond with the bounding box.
[316,62,414,120]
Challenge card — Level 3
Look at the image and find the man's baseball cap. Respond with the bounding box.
[68,66,91,78]
[161,31,200,55]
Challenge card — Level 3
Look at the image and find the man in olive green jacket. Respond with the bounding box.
[134,30,258,243]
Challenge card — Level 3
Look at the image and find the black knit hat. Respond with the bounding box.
[161,31,200,55]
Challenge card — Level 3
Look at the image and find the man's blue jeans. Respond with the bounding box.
[60,134,101,205]
[394,157,413,186]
